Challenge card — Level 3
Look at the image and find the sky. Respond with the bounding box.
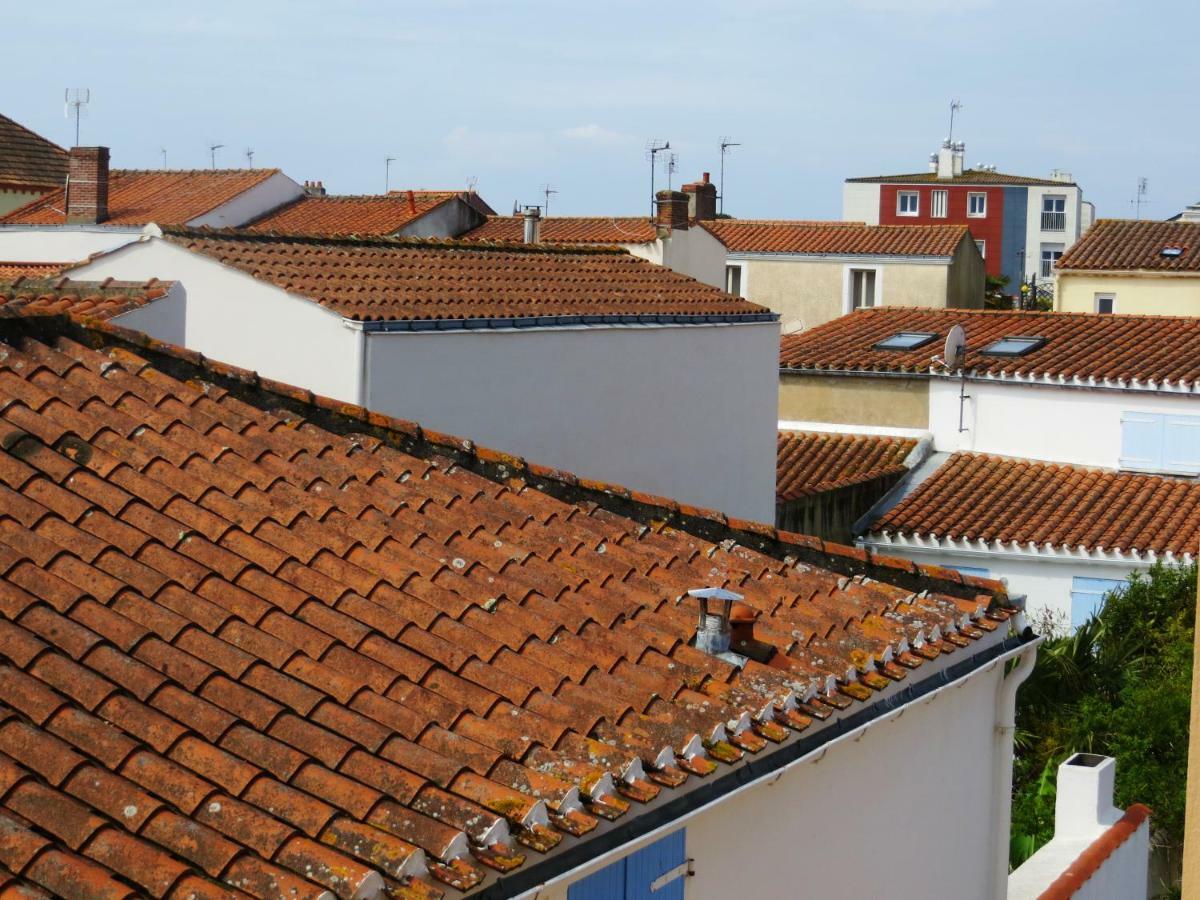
[4,0,1197,221]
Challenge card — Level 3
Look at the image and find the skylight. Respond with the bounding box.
[873,331,939,351]
[982,336,1046,357]
[1161,246,1185,258]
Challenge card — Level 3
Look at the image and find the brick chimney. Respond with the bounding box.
[66,147,109,224]
[682,173,717,221]
[655,190,689,232]
[303,180,326,197]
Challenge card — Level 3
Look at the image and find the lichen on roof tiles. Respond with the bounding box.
[0,277,172,321]
[777,431,917,502]
[247,191,466,236]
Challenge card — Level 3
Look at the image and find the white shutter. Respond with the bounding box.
[1164,415,1200,474]
[1119,411,1163,471]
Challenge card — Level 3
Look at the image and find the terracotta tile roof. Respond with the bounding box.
[1039,804,1151,900]
[872,452,1200,557]
[463,216,659,245]
[0,114,68,191]
[247,192,466,236]
[779,306,1200,387]
[777,431,917,502]
[704,220,967,256]
[0,309,1017,897]
[846,169,1074,187]
[0,277,172,320]
[0,262,65,280]
[161,227,770,322]
[1,169,280,226]
[1057,219,1200,273]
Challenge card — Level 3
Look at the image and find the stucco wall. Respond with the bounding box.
[110,282,187,345]
[365,322,779,522]
[189,172,304,228]
[660,226,726,288]
[947,234,986,308]
[1056,272,1200,316]
[396,198,484,239]
[842,182,881,224]
[0,189,43,217]
[1024,184,1083,266]
[779,373,929,428]
[0,226,143,263]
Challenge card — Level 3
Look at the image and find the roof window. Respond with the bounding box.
[872,331,939,351]
[1161,246,1185,258]
[982,336,1046,357]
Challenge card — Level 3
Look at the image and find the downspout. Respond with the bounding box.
[991,602,1040,900]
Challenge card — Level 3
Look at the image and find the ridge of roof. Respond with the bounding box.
[705,220,969,256]
[845,169,1075,187]
[0,276,173,321]
[0,112,69,189]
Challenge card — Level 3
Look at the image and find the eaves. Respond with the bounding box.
[729,251,952,266]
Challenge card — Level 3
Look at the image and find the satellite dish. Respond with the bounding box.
[943,324,966,370]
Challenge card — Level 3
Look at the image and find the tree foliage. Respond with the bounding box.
[1011,562,1194,886]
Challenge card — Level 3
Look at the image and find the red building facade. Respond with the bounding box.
[877,183,1005,277]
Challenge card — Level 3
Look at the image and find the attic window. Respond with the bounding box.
[873,331,939,351]
[1162,246,1185,258]
[982,336,1046,357]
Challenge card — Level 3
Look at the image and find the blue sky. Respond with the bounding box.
[5,1,1196,220]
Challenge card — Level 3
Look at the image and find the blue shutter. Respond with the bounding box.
[569,856,627,900]
[1164,416,1200,474]
[568,830,687,900]
[1070,577,1125,629]
[1120,412,1163,471]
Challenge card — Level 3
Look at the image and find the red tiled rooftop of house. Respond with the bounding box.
[0,309,1017,897]
[0,262,66,280]
[1,168,280,226]
[0,113,68,190]
[463,216,659,245]
[1039,804,1151,900]
[247,191,468,236]
[779,306,1200,387]
[161,227,770,322]
[846,169,1074,187]
[704,220,967,256]
[777,431,917,502]
[1057,219,1200,273]
[0,277,172,320]
[871,452,1200,558]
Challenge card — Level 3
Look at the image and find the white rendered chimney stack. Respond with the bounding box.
[1055,753,1121,838]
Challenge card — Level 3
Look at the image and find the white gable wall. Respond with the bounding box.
[842,181,882,224]
[187,171,304,228]
[0,226,143,264]
[110,281,187,346]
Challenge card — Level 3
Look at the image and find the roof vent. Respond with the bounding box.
[522,205,541,244]
[688,588,747,665]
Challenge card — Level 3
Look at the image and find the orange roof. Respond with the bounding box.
[0,310,1017,896]
[1,168,280,226]
[777,431,917,502]
[704,220,967,256]
[0,113,68,190]
[248,191,464,236]
[846,169,1074,187]
[0,262,66,280]
[0,277,172,320]
[779,306,1200,386]
[464,216,658,244]
[872,453,1200,557]
[1057,219,1200,273]
[1039,804,1151,899]
[162,227,770,322]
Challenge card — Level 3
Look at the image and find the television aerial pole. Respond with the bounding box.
[662,151,679,191]
[385,157,396,193]
[245,147,255,168]
[1132,177,1148,220]
[719,137,741,216]
[947,99,963,144]
[646,140,669,217]
[64,88,90,146]
[541,184,558,217]
[208,143,225,169]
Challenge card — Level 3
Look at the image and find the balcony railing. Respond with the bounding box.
[1041,211,1066,231]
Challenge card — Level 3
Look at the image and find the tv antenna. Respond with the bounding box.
[64,88,90,146]
[646,140,670,216]
[208,143,225,169]
[719,137,741,215]
[465,175,478,193]
[661,152,679,190]
[1131,177,1148,219]
[385,157,396,193]
[541,183,558,217]
[947,99,963,144]
[160,147,167,169]
[244,147,255,168]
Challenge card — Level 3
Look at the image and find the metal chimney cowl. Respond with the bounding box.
[522,206,541,244]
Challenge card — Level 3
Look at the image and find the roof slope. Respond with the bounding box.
[463,216,658,245]
[162,228,770,322]
[0,310,1015,897]
[846,169,1073,187]
[872,452,1200,557]
[779,306,1200,386]
[705,220,967,256]
[1,169,279,226]
[777,431,917,502]
[0,277,172,320]
[0,262,65,280]
[0,113,68,190]
[1057,219,1200,273]
[248,192,465,236]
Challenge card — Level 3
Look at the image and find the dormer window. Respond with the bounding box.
[982,336,1046,357]
[873,331,939,351]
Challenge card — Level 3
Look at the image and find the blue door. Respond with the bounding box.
[569,830,688,900]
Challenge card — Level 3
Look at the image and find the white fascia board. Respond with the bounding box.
[863,531,1191,567]
[727,251,952,266]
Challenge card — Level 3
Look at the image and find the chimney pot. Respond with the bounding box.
[303,180,327,197]
[522,205,541,243]
[656,189,691,230]
[66,147,110,224]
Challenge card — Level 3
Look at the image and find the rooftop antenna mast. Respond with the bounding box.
[208,143,225,169]
[385,157,396,193]
[1132,177,1148,220]
[541,183,558,217]
[662,152,679,191]
[64,88,90,146]
[719,137,741,216]
[646,140,669,217]
[244,147,254,168]
[947,99,963,144]
[160,147,167,169]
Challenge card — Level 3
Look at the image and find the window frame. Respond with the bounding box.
[844,264,882,313]
[896,190,919,217]
[1040,243,1065,278]
[974,239,986,259]
[981,335,1047,357]
[872,331,940,351]
[931,189,948,219]
[724,262,746,297]
[1094,293,1115,314]
[967,192,987,217]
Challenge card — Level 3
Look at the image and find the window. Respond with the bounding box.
[725,264,744,296]
[849,268,877,309]
[975,239,986,259]
[1070,577,1124,629]
[1095,293,1115,314]
[931,189,948,218]
[873,331,939,350]
[569,830,688,900]
[1041,195,1066,231]
[981,336,1046,357]
[1162,246,1185,258]
[1040,243,1064,277]
[896,191,919,216]
[1120,411,1200,474]
[967,192,987,217]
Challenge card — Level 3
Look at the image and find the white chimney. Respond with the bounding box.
[522,206,541,244]
[928,153,939,173]
[936,138,955,180]
[1055,753,1121,838]
[952,141,965,176]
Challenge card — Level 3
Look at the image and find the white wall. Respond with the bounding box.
[659,226,727,288]
[0,226,143,264]
[842,182,882,224]
[365,322,779,522]
[930,377,1200,468]
[67,238,361,403]
[1024,184,1083,268]
[110,282,187,345]
[189,172,304,228]
[395,198,483,239]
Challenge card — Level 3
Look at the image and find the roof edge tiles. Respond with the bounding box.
[845,170,1076,187]
[1037,804,1151,900]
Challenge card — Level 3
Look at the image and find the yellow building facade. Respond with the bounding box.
[1056,271,1200,316]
